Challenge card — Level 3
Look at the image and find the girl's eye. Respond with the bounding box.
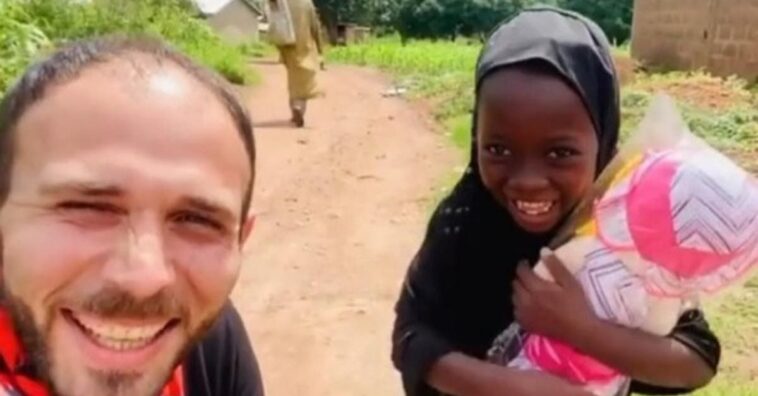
[548,147,580,159]
[485,144,511,157]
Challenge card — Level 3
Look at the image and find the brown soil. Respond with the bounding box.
[233,63,458,396]
[613,53,637,86]
[631,73,751,111]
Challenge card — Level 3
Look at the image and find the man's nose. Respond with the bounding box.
[102,215,175,299]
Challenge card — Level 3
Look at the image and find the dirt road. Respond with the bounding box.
[233,62,459,396]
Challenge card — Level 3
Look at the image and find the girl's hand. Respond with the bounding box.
[512,251,599,348]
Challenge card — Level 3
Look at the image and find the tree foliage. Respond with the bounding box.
[561,0,633,44]
[314,0,633,43]
[394,0,558,41]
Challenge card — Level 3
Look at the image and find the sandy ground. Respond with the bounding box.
[232,62,459,396]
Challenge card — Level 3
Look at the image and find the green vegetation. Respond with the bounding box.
[316,0,633,43]
[329,37,758,395]
[329,37,758,156]
[0,0,258,95]
[329,37,476,148]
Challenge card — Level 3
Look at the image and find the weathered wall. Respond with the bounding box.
[208,0,260,43]
[631,0,758,79]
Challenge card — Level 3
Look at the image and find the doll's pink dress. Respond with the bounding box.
[489,148,758,396]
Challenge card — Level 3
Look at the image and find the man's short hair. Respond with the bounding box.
[0,36,256,233]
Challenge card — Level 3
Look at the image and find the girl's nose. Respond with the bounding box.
[507,162,550,193]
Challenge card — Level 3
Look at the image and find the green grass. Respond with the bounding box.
[330,36,758,395]
[0,0,260,94]
[695,282,758,396]
[239,40,277,59]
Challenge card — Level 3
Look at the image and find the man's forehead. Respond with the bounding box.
[14,56,233,147]
[71,55,213,100]
[10,56,251,206]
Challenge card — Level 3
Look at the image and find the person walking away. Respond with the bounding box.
[268,0,323,128]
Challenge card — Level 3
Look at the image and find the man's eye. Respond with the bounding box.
[57,201,119,213]
[174,212,224,231]
[485,144,511,156]
[548,147,580,159]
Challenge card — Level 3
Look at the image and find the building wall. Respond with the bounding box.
[207,0,260,43]
[631,0,758,79]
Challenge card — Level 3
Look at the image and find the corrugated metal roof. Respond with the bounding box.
[195,0,262,15]
[194,0,233,14]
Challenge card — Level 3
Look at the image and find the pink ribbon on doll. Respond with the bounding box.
[524,335,618,383]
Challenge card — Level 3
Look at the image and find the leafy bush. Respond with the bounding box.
[0,1,52,93]
[0,0,257,94]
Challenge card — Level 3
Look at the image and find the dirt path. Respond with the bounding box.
[232,62,459,396]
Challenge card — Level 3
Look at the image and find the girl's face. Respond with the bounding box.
[477,67,599,234]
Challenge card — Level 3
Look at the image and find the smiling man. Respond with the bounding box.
[0,37,263,396]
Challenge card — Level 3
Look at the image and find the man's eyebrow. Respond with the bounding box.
[37,181,239,221]
[38,181,125,197]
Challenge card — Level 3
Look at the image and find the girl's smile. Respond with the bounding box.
[477,64,599,234]
[509,199,559,230]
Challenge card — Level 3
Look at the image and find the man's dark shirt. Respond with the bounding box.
[185,303,265,396]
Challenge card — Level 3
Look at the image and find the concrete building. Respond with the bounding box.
[195,0,263,43]
[631,0,758,79]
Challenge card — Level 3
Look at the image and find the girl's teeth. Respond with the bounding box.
[515,200,553,215]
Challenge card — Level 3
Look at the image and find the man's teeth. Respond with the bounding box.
[73,314,168,350]
[515,200,553,215]
[93,336,155,351]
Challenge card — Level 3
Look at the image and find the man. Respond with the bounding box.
[270,0,324,128]
[0,37,263,396]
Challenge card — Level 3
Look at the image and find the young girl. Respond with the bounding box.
[392,8,720,396]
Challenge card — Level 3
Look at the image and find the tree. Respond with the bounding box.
[393,0,551,42]
[559,0,634,44]
[312,0,634,45]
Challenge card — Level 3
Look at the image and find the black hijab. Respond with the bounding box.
[423,6,620,280]
[392,7,621,395]
[445,5,620,257]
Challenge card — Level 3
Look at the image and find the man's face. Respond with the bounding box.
[0,59,252,396]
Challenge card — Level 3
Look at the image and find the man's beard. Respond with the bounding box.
[0,283,219,396]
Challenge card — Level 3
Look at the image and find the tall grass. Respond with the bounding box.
[329,36,758,396]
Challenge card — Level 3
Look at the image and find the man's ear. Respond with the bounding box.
[240,214,256,246]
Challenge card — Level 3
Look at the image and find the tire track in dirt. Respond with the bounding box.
[233,62,459,396]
